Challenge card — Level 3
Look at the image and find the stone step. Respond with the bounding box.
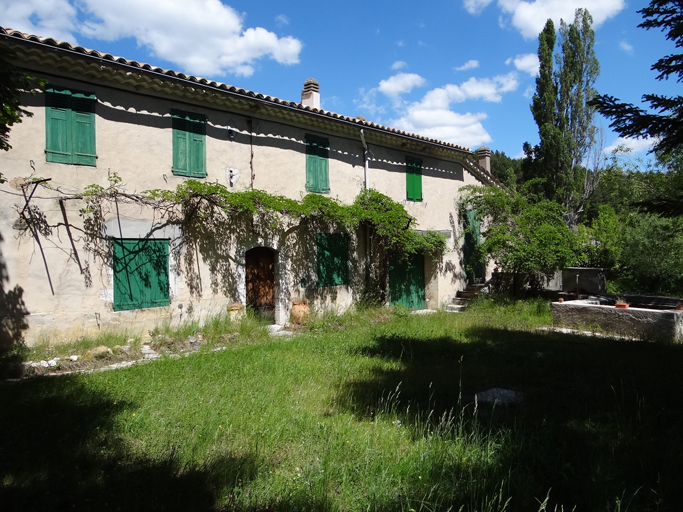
[445,304,467,313]
[466,283,488,292]
[451,298,470,306]
[457,290,478,299]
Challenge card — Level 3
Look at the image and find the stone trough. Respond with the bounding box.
[551,298,683,343]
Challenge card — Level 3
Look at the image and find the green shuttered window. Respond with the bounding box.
[406,156,423,202]
[113,239,170,311]
[45,87,96,166]
[306,134,330,193]
[172,111,206,177]
[317,233,349,287]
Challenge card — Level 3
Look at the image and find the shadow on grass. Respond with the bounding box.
[0,376,285,512]
[340,327,683,511]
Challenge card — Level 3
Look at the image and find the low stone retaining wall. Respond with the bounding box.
[551,300,683,343]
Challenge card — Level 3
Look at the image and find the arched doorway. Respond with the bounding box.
[245,247,276,319]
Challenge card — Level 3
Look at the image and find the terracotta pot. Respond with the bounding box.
[615,304,629,309]
[558,298,564,303]
[291,301,309,325]
[677,305,683,311]
[228,303,245,321]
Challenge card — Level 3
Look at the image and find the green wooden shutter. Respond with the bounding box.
[173,112,206,177]
[45,90,73,163]
[46,88,96,166]
[317,138,330,193]
[317,233,349,287]
[306,150,318,191]
[306,135,329,193]
[113,239,170,311]
[189,120,206,177]
[406,157,422,201]
[72,95,96,166]
[173,116,190,175]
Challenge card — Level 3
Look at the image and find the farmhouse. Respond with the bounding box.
[0,27,498,345]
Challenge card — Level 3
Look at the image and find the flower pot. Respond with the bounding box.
[291,301,309,325]
[558,298,564,303]
[228,303,245,321]
[677,305,683,311]
[615,304,629,309]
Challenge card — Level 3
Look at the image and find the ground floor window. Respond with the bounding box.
[112,239,170,311]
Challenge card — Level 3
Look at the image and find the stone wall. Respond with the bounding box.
[551,300,683,343]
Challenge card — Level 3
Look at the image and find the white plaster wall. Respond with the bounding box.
[0,74,487,344]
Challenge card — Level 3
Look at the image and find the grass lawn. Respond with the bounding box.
[1,298,682,511]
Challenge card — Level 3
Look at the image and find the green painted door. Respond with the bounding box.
[463,209,483,282]
[389,253,425,309]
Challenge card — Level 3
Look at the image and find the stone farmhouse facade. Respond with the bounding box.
[0,27,498,345]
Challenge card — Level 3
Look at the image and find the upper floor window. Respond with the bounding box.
[172,110,206,177]
[406,156,422,202]
[305,134,329,193]
[45,87,96,166]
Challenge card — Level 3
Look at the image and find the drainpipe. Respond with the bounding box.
[360,129,369,190]
[359,129,372,292]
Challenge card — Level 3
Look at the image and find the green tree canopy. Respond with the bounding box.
[0,52,38,153]
[523,9,601,227]
[591,0,683,156]
[461,181,578,283]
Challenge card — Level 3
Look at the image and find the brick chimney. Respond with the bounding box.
[477,146,491,173]
[301,78,320,109]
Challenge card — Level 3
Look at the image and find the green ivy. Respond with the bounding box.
[142,182,446,257]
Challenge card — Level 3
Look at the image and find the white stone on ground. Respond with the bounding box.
[140,345,160,360]
[475,388,523,405]
[271,330,294,337]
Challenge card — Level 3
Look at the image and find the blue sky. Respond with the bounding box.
[2,0,678,159]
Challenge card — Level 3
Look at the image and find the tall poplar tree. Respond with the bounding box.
[523,9,601,228]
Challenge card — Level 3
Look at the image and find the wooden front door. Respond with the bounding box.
[245,247,275,316]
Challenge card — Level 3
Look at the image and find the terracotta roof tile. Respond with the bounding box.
[0,26,489,161]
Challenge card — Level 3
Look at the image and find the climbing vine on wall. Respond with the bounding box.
[12,175,447,302]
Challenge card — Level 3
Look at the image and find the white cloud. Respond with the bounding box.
[619,40,633,53]
[387,73,519,147]
[275,14,289,27]
[378,73,427,98]
[396,40,404,47]
[475,0,626,39]
[0,0,79,42]
[604,137,655,155]
[392,109,491,148]
[455,59,480,71]
[523,85,535,98]
[463,0,495,15]
[354,87,386,119]
[3,0,303,77]
[506,53,539,76]
[392,61,407,70]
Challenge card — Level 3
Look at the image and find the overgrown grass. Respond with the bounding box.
[1,298,681,511]
[27,329,142,362]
